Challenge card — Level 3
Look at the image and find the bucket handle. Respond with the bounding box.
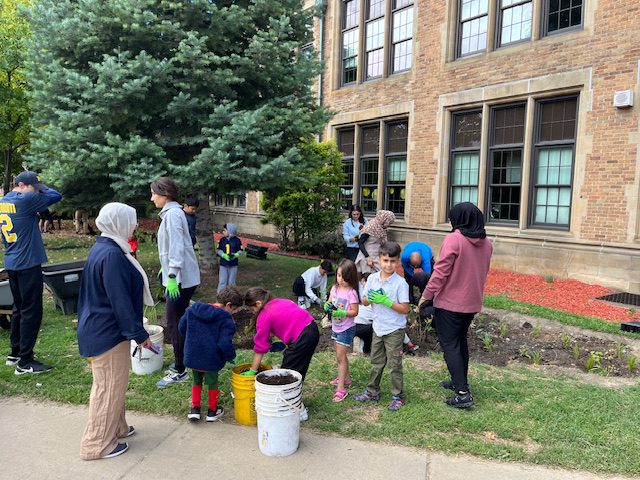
[275,392,303,413]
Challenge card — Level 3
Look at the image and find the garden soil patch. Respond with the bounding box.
[256,372,298,385]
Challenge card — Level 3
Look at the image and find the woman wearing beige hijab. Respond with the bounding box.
[77,203,154,459]
[355,210,396,274]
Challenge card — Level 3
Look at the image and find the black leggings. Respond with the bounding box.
[166,285,197,373]
[282,321,320,380]
[434,308,475,393]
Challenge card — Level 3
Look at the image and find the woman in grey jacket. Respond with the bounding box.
[150,177,201,388]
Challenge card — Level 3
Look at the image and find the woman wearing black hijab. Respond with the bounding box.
[419,203,493,408]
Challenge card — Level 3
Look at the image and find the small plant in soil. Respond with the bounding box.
[531,350,542,366]
[531,324,541,338]
[499,323,507,338]
[519,344,531,359]
[614,343,625,360]
[572,343,580,360]
[585,351,603,373]
[544,274,554,283]
[561,334,571,350]
[628,354,637,374]
[482,333,493,352]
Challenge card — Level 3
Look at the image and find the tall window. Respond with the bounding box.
[365,0,385,80]
[488,104,525,223]
[341,0,360,85]
[385,122,408,214]
[498,0,532,46]
[450,111,482,207]
[458,0,488,57]
[391,0,414,73]
[360,126,380,213]
[545,0,583,35]
[531,97,577,227]
[338,128,356,210]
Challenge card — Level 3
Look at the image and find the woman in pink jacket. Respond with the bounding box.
[420,202,493,409]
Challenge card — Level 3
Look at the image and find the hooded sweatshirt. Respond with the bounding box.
[422,203,493,313]
[178,302,236,371]
[157,201,200,288]
[217,223,242,267]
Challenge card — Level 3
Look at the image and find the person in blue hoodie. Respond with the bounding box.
[179,286,241,422]
[217,223,243,293]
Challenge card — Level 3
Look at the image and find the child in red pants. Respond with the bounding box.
[178,287,242,421]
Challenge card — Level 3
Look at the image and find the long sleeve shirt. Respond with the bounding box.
[343,218,365,249]
[421,230,493,313]
[300,266,327,303]
[253,299,314,354]
[157,201,200,288]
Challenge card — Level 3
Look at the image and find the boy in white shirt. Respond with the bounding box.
[292,260,332,309]
[353,242,409,411]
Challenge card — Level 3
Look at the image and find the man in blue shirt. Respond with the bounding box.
[1,171,62,374]
[400,241,434,305]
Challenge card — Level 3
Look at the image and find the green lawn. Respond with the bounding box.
[1,234,640,475]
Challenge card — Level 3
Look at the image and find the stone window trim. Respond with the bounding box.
[336,0,415,89]
[444,93,580,232]
[451,0,585,61]
[332,114,411,218]
[213,193,248,211]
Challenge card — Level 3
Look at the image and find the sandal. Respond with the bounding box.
[333,389,348,402]
[330,377,352,386]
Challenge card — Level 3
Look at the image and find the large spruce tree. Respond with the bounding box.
[26,0,328,270]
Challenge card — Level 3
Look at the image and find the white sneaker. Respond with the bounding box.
[297,297,308,309]
[156,370,189,388]
[299,407,309,422]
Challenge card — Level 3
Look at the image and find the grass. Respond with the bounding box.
[1,234,640,475]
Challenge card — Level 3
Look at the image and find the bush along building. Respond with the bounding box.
[212,0,640,294]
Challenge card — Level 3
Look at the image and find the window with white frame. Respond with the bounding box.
[391,0,414,73]
[448,96,578,229]
[341,0,360,85]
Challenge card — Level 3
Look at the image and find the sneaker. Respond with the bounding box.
[406,343,419,353]
[299,406,309,422]
[297,297,307,309]
[15,360,53,375]
[445,391,474,409]
[102,442,128,459]
[188,406,201,421]
[206,407,224,422]
[439,380,454,391]
[6,355,20,366]
[168,362,177,373]
[125,426,135,437]
[352,390,380,402]
[388,395,405,411]
[156,370,189,388]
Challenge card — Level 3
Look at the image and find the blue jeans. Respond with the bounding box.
[217,266,238,293]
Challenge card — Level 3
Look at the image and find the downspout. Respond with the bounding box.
[315,0,328,109]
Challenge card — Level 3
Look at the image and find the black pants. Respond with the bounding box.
[345,247,359,262]
[166,285,197,373]
[404,270,431,304]
[281,321,320,380]
[9,265,44,366]
[292,276,307,297]
[354,323,373,353]
[434,308,475,393]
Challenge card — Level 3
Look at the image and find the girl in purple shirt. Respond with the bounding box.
[242,288,320,381]
[324,259,360,402]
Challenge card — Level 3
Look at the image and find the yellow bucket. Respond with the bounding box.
[231,363,271,425]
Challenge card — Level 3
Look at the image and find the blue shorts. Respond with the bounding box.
[331,326,356,347]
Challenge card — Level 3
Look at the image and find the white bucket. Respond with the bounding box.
[254,369,303,457]
[130,324,164,375]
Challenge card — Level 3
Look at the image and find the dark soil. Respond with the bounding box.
[256,372,298,385]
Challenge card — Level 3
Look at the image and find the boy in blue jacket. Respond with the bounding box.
[178,286,241,422]
[216,223,243,293]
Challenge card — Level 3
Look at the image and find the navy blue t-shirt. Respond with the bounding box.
[0,188,62,270]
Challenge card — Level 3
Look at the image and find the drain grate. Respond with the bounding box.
[596,292,640,307]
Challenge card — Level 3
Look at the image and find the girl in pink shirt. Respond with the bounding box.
[420,202,493,409]
[324,259,360,402]
[242,288,320,381]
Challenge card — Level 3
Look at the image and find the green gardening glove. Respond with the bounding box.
[368,290,394,308]
[220,252,231,261]
[323,301,333,312]
[165,276,180,301]
[332,308,347,318]
[241,368,257,376]
[233,252,241,259]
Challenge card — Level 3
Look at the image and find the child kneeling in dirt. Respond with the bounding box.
[178,287,242,422]
[353,241,410,412]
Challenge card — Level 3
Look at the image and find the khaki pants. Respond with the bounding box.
[367,328,405,397]
[80,341,131,460]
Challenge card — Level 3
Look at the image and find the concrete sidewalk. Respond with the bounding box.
[0,397,631,480]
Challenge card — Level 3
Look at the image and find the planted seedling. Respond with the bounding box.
[531,350,542,366]
[544,274,554,283]
[482,333,493,352]
[614,343,625,360]
[585,351,603,373]
[572,343,580,360]
[499,323,507,338]
[531,324,541,339]
[628,354,637,374]
[519,345,531,359]
[561,334,571,350]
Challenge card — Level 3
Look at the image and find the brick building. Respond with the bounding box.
[214,0,640,294]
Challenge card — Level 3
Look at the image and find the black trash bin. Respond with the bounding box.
[42,260,86,315]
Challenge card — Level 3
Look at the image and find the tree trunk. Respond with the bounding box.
[74,209,89,234]
[196,193,217,276]
[3,149,12,195]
